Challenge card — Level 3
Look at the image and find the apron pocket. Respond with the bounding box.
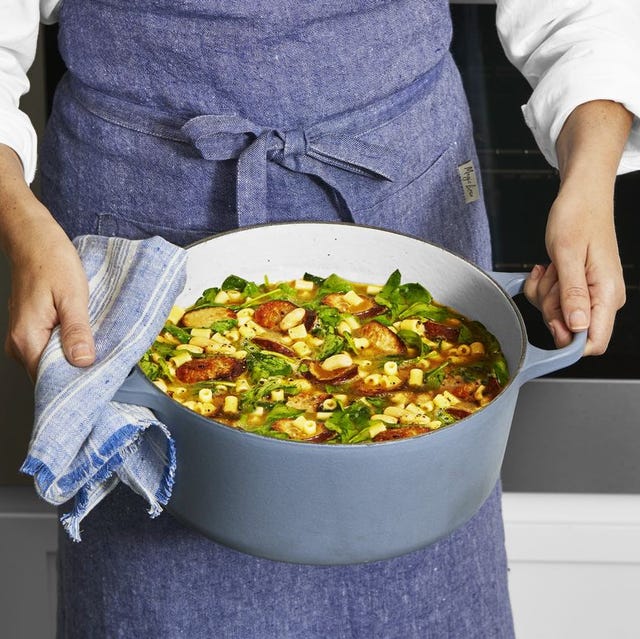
[349,143,490,265]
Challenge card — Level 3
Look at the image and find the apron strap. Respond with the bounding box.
[180,114,401,226]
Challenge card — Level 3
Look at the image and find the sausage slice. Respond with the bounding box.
[358,321,407,356]
[176,355,245,383]
[180,307,237,328]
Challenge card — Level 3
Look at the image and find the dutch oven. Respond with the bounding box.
[114,222,585,564]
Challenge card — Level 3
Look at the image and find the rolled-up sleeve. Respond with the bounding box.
[0,0,59,184]
[496,0,640,174]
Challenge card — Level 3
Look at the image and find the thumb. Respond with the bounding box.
[556,261,591,333]
[57,298,96,368]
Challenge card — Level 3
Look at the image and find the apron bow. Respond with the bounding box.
[181,114,401,225]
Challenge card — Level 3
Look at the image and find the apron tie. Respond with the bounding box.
[181,114,401,226]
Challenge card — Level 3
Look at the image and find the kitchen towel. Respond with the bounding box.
[21,234,187,541]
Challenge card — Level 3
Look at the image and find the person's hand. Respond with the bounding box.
[523,100,632,357]
[0,144,95,380]
[4,206,96,380]
[523,185,625,356]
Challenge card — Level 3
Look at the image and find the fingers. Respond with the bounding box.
[6,319,52,383]
[524,263,574,349]
[5,292,95,381]
[524,260,624,356]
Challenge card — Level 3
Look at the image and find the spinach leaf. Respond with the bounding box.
[245,351,293,383]
[139,355,160,381]
[191,287,220,309]
[376,269,402,306]
[264,404,304,424]
[457,324,474,344]
[210,319,238,334]
[375,270,434,321]
[317,273,353,297]
[325,401,372,443]
[241,377,297,411]
[139,350,172,381]
[312,306,342,333]
[163,322,191,344]
[396,329,428,357]
[424,362,449,389]
[221,274,250,291]
[317,333,345,361]
[398,302,449,322]
[151,340,176,358]
[303,272,325,286]
[492,357,509,386]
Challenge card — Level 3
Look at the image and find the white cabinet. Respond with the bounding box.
[3,489,640,639]
[0,488,57,639]
[504,493,640,639]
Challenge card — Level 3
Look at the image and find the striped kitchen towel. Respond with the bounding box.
[21,234,187,541]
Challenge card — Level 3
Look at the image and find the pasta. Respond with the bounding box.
[139,270,509,443]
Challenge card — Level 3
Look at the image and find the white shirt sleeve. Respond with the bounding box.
[496,0,640,174]
[0,0,60,184]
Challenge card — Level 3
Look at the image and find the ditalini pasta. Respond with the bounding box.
[140,271,509,443]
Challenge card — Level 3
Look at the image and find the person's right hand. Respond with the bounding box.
[4,203,95,381]
[0,144,96,381]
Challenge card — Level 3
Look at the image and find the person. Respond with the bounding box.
[0,0,637,637]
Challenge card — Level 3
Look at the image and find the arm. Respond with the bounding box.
[496,0,640,355]
[0,0,91,379]
[0,145,95,379]
[525,100,631,355]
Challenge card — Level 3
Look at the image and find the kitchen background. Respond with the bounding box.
[1,2,639,638]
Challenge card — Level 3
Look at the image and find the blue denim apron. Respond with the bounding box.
[40,1,513,637]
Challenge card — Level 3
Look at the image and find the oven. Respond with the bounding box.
[450,2,640,494]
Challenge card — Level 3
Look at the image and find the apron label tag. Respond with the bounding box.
[457,161,480,204]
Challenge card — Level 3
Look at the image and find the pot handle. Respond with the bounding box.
[113,366,165,410]
[489,271,587,385]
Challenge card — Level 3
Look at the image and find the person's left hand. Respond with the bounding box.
[523,184,626,356]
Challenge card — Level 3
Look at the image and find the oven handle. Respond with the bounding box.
[488,270,587,385]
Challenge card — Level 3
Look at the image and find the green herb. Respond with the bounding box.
[434,409,456,426]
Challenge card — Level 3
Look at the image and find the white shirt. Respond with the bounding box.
[1,0,640,184]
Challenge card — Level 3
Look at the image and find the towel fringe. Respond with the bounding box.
[20,456,56,494]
